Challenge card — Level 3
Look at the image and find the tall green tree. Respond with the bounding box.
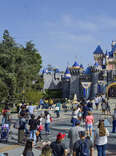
[0,30,43,104]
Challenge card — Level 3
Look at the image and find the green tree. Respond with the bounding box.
[0,30,43,104]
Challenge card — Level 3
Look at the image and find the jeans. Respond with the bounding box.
[2,117,6,125]
[45,123,50,133]
[112,120,116,133]
[72,118,77,127]
[30,130,36,143]
[96,144,106,156]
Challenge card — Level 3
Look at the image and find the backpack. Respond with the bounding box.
[78,140,89,156]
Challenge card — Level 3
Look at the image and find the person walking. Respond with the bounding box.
[23,139,34,156]
[94,120,109,156]
[2,104,10,125]
[101,99,107,115]
[73,131,94,156]
[106,100,111,115]
[112,108,116,133]
[95,95,99,110]
[68,120,85,155]
[85,111,94,137]
[18,112,26,144]
[29,114,37,145]
[50,132,67,156]
[28,102,36,117]
[36,115,43,142]
[71,108,79,127]
[44,111,50,135]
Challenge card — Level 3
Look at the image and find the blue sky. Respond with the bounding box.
[0,0,116,70]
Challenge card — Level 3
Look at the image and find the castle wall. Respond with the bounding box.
[62,80,70,98]
[69,75,80,99]
[91,72,99,97]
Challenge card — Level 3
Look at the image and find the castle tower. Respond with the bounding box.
[93,45,104,66]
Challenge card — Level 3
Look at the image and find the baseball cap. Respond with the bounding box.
[57,133,66,140]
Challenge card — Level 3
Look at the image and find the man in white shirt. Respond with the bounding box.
[28,102,36,116]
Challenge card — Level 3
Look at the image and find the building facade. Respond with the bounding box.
[42,41,116,99]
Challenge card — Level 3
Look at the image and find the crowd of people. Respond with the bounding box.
[0,94,116,156]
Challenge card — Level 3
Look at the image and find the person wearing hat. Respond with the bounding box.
[73,131,94,156]
[68,120,85,155]
[50,132,67,156]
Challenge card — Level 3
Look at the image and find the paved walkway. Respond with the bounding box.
[0,99,116,155]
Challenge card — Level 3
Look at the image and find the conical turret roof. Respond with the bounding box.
[72,61,80,69]
[93,45,103,54]
[64,67,71,79]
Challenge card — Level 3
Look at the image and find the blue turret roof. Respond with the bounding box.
[72,61,80,68]
[85,66,92,74]
[93,45,104,54]
[64,67,71,79]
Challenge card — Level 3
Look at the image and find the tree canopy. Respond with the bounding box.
[0,30,43,104]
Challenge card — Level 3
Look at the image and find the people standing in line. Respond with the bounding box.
[40,144,52,156]
[112,108,116,133]
[95,95,99,110]
[23,139,34,156]
[68,120,85,155]
[85,111,94,137]
[50,132,67,156]
[94,120,109,156]
[73,131,94,156]
[44,111,50,135]
[29,114,37,145]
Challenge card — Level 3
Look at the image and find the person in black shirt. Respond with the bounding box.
[29,114,37,144]
[50,132,67,156]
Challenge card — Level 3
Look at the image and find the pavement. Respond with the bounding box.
[0,98,116,156]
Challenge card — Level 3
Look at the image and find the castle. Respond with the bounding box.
[42,41,116,99]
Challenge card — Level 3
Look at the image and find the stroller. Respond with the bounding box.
[0,124,9,143]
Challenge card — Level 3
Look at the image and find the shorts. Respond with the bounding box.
[86,124,93,130]
[95,103,99,106]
